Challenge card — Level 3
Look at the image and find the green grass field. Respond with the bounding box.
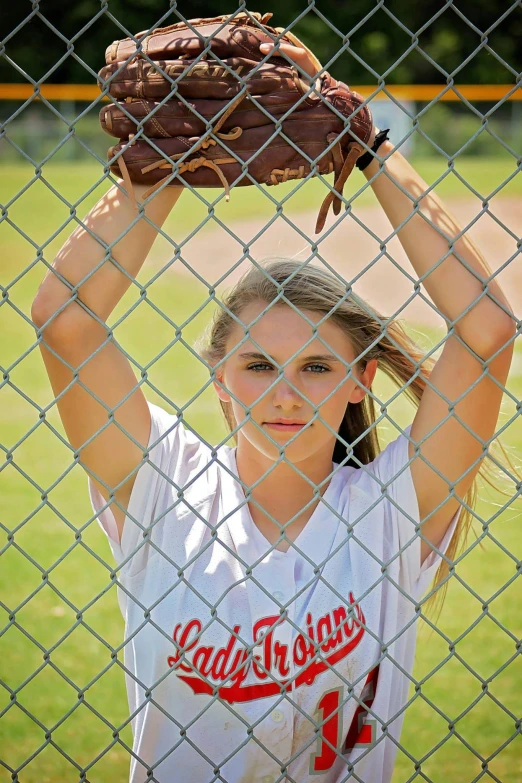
[0,159,521,781]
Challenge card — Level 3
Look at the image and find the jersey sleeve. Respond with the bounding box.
[370,422,461,602]
[87,400,205,579]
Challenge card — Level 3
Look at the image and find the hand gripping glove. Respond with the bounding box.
[98,12,373,233]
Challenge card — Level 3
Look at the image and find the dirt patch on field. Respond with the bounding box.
[161,196,521,330]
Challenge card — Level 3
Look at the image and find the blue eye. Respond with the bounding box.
[247,363,330,373]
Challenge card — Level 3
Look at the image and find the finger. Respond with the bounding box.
[260,42,304,57]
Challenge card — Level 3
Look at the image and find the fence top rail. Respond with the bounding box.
[0,83,520,102]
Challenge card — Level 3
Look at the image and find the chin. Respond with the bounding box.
[254,433,319,462]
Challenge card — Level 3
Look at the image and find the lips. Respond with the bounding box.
[265,420,307,425]
[264,422,307,431]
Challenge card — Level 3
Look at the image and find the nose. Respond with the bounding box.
[271,373,304,410]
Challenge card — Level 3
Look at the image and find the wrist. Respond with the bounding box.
[128,181,185,210]
[356,128,391,173]
[133,182,184,199]
[360,137,394,179]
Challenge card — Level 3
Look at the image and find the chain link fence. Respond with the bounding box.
[1,3,521,782]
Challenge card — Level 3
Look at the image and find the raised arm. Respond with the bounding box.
[32,182,184,542]
[361,136,515,566]
[361,134,514,345]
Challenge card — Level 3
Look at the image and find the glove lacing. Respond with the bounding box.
[117,91,246,208]
[315,133,364,233]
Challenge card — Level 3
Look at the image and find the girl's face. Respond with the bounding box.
[213,302,378,462]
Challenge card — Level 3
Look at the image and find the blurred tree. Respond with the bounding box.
[1,0,520,85]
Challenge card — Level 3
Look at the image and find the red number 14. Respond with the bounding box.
[309,666,379,773]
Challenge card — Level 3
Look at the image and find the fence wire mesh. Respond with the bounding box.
[1,3,521,783]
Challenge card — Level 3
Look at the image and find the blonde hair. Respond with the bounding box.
[195,259,518,626]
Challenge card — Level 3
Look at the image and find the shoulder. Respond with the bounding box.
[336,424,413,494]
[147,401,212,461]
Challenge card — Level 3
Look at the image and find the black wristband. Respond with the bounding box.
[355,128,391,171]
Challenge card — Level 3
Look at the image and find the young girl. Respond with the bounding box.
[32,42,515,783]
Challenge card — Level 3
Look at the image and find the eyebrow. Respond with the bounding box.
[238,352,342,363]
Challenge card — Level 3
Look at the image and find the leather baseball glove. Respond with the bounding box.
[98,12,373,233]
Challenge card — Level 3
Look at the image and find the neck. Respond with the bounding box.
[234,434,335,523]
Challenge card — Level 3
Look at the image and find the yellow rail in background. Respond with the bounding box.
[0,83,520,102]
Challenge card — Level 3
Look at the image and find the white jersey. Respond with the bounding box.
[89,401,459,783]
